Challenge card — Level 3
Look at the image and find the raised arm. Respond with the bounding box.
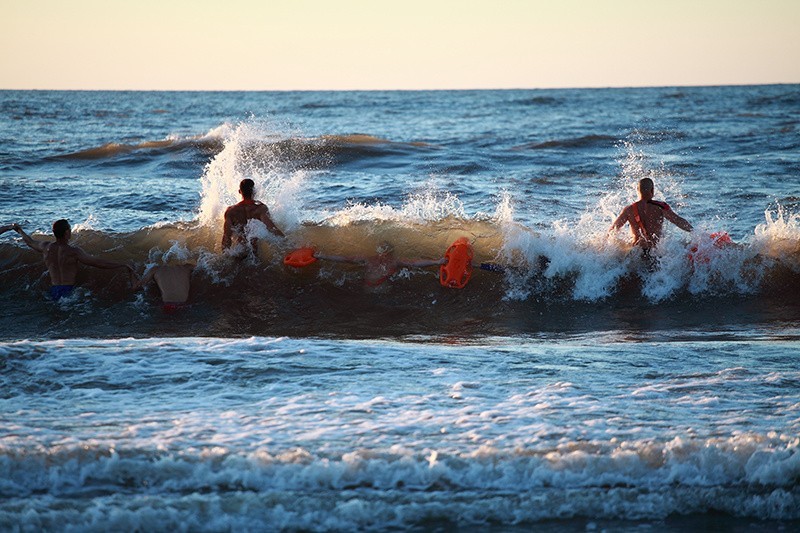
[13,224,46,252]
[664,209,693,232]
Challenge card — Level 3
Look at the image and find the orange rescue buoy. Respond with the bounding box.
[440,237,473,289]
[688,231,733,264]
[284,247,317,267]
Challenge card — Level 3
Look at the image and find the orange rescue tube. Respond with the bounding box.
[710,231,732,246]
[440,237,473,289]
[688,231,733,264]
[284,247,318,267]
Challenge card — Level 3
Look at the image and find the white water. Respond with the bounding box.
[1,334,798,529]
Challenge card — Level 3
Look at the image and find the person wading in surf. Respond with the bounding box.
[221,178,285,253]
[315,241,444,287]
[609,178,693,261]
[133,263,193,313]
[12,220,135,301]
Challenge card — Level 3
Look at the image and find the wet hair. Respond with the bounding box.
[52,219,70,239]
[638,178,654,193]
[240,179,255,199]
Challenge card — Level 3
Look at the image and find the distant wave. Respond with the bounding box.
[747,91,800,108]
[313,133,432,164]
[54,137,223,161]
[299,102,335,109]
[513,130,687,150]
[514,135,620,150]
[51,131,431,170]
[512,96,561,106]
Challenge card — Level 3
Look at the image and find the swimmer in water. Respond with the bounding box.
[609,177,693,261]
[314,241,444,287]
[12,220,135,301]
[133,263,193,312]
[222,178,285,254]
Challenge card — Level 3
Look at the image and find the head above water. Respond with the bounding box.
[638,178,654,200]
[376,241,394,255]
[239,179,255,199]
[52,219,70,240]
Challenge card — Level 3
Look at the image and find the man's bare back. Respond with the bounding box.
[610,178,692,249]
[134,264,192,304]
[619,200,666,247]
[221,179,284,251]
[43,241,84,285]
[222,201,278,247]
[13,220,133,300]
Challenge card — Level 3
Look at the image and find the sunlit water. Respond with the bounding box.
[0,87,798,530]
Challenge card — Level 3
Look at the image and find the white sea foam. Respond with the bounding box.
[72,214,99,233]
[0,334,798,527]
[0,434,798,529]
[196,120,306,231]
[320,187,467,227]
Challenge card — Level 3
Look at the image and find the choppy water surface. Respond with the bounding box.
[0,87,798,529]
[2,333,799,530]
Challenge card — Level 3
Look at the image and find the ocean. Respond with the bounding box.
[0,86,798,531]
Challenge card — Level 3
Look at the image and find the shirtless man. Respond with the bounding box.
[13,220,134,301]
[609,178,693,252]
[315,241,444,287]
[133,264,193,312]
[221,178,285,252]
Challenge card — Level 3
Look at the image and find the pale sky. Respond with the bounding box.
[1,0,798,90]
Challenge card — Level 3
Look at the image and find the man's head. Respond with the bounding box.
[638,178,654,200]
[239,179,255,199]
[52,219,71,240]
[376,241,394,255]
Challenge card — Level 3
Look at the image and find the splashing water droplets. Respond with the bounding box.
[197,120,305,230]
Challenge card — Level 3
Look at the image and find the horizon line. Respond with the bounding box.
[1,81,798,93]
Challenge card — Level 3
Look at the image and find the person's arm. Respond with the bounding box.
[608,206,630,233]
[664,209,693,232]
[397,258,446,268]
[75,247,134,271]
[132,266,157,291]
[13,224,46,252]
[259,208,285,238]
[221,209,233,250]
[314,252,366,264]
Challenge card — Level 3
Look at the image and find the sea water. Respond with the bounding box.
[0,87,798,530]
